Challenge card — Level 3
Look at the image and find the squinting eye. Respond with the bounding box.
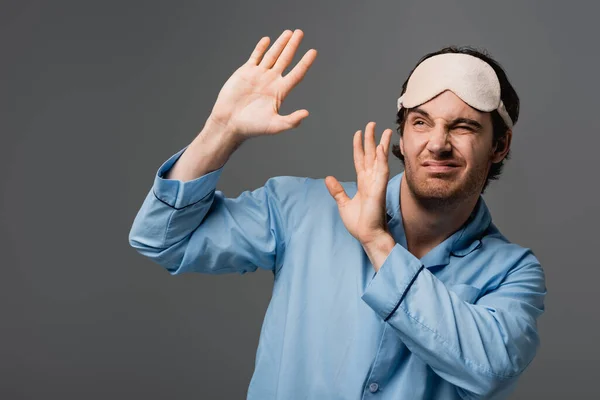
[454,126,472,131]
[414,120,424,126]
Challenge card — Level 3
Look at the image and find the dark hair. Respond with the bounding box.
[392,46,520,193]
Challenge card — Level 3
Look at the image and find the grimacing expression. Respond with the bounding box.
[399,90,499,206]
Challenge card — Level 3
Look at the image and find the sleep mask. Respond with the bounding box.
[397,53,513,129]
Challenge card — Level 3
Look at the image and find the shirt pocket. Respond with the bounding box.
[448,284,481,304]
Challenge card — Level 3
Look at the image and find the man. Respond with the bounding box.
[129,29,546,399]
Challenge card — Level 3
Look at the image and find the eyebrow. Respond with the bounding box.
[407,107,484,130]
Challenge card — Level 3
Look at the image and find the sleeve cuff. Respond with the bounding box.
[361,244,424,321]
[153,145,224,209]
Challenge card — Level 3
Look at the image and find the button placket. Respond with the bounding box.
[362,320,410,398]
[369,382,379,393]
[363,325,388,397]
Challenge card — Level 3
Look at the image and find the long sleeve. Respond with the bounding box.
[361,243,546,399]
[128,146,306,275]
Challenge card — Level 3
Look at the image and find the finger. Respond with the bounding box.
[247,36,271,65]
[377,143,390,171]
[375,130,392,172]
[325,176,350,208]
[364,121,377,169]
[273,29,304,74]
[377,131,393,170]
[381,129,393,161]
[375,144,390,190]
[270,109,309,133]
[259,30,294,69]
[353,130,365,174]
[280,48,317,95]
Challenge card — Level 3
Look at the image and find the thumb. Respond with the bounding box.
[277,109,309,130]
[325,176,350,207]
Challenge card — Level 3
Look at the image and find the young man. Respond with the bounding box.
[129,29,546,399]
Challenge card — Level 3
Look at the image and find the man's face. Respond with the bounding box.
[399,90,500,207]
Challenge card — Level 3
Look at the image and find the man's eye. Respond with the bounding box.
[454,126,472,131]
[414,120,424,126]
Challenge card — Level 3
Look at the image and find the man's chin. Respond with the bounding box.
[420,178,457,192]
[411,180,463,203]
[425,174,455,181]
[416,188,457,200]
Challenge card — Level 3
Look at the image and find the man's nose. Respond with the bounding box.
[426,125,452,155]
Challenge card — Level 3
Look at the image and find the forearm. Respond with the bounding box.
[128,145,224,270]
[166,117,244,182]
[361,244,545,397]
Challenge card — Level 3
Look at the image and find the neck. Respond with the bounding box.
[399,177,479,259]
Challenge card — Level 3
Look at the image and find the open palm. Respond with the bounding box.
[325,122,393,245]
[209,29,317,139]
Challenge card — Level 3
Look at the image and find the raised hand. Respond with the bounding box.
[325,122,394,246]
[208,29,317,141]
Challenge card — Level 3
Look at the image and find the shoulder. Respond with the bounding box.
[263,175,309,194]
[267,175,357,219]
[480,223,540,265]
[302,176,358,196]
[478,223,545,286]
[301,176,358,207]
[260,175,336,208]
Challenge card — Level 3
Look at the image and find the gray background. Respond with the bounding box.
[1,0,597,398]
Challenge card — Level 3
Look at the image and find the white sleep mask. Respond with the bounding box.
[397,53,514,129]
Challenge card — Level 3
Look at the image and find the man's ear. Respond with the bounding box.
[491,129,512,163]
[400,135,405,157]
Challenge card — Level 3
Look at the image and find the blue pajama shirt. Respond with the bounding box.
[129,146,546,399]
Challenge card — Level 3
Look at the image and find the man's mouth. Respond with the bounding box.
[421,161,460,173]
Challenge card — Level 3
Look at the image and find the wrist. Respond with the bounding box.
[362,233,395,272]
[204,115,241,144]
